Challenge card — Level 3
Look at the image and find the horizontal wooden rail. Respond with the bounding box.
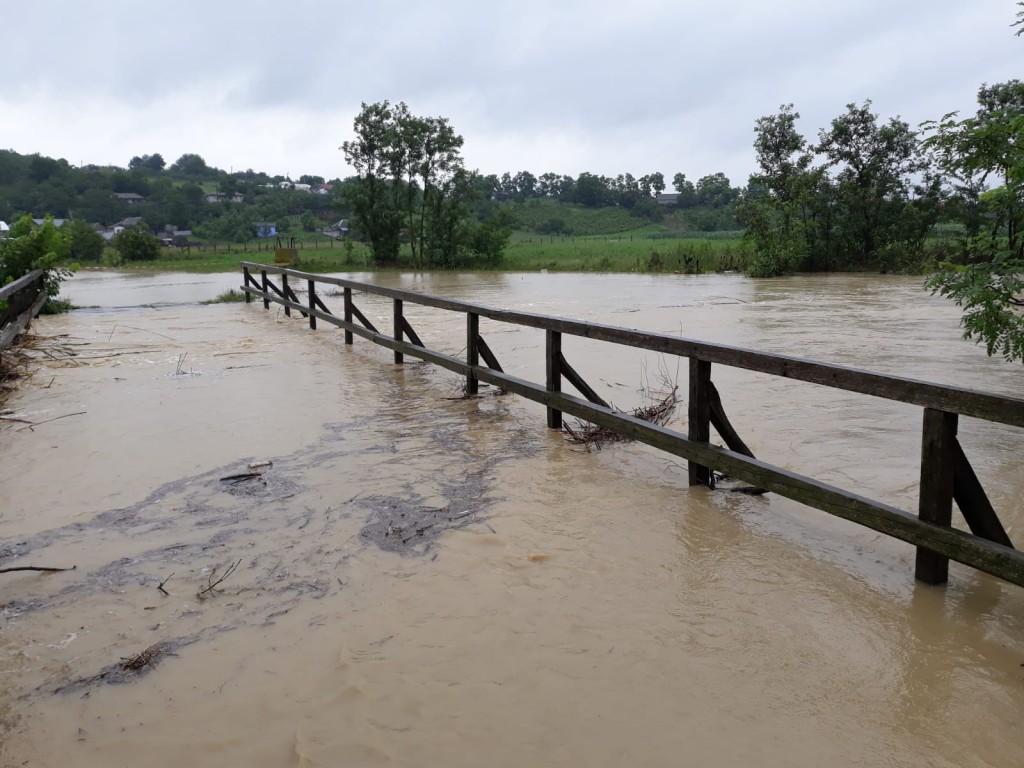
[0,269,44,302]
[1,270,47,351]
[240,264,1024,589]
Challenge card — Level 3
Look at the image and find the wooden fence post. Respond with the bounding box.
[688,358,712,486]
[307,279,317,330]
[916,408,959,584]
[393,298,404,364]
[282,273,291,317]
[344,287,353,345]
[466,313,479,395]
[546,330,562,429]
[261,269,269,310]
[243,266,252,303]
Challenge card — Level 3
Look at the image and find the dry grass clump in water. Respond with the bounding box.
[563,384,680,449]
[0,334,37,406]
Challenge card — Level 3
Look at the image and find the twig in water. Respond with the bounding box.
[16,411,87,432]
[108,323,117,342]
[0,565,77,574]
[157,572,174,595]
[121,325,176,341]
[120,642,175,672]
[0,415,35,425]
[197,559,242,599]
[219,472,262,483]
[174,353,187,375]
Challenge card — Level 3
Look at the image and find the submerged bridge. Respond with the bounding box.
[240,262,1024,590]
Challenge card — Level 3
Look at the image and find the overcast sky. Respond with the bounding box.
[1,1,1020,185]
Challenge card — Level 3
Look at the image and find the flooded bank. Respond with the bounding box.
[1,271,1023,767]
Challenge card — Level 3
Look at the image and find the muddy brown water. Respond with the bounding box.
[1,271,1022,767]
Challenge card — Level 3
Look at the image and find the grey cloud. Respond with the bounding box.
[0,0,1019,183]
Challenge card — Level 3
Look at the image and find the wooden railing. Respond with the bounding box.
[240,262,1024,589]
[0,270,46,351]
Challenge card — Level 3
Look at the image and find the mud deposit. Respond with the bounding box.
[2,273,1024,767]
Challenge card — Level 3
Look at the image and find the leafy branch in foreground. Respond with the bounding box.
[927,256,1024,362]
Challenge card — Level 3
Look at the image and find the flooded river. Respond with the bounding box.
[1,270,1022,767]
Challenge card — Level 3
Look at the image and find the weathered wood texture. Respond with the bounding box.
[954,439,1013,548]
[343,287,353,345]
[0,271,46,351]
[466,313,479,395]
[916,409,959,584]
[546,330,562,429]
[476,335,503,372]
[688,359,712,487]
[0,270,45,302]
[393,299,404,365]
[708,381,755,458]
[402,317,425,348]
[558,353,610,408]
[281,274,291,317]
[306,280,316,330]
[239,266,1024,589]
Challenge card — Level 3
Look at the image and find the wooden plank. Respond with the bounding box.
[557,352,609,407]
[688,359,711,487]
[0,289,47,351]
[0,272,42,327]
[238,262,1024,427]
[954,439,1014,548]
[546,330,562,429]
[393,298,404,365]
[708,381,755,458]
[466,313,479,395]
[261,270,269,310]
[476,334,503,371]
[0,270,44,302]
[349,302,377,333]
[344,287,353,345]
[312,293,334,316]
[307,280,316,330]
[916,408,958,584]
[281,274,291,317]
[242,266,252,303]
[281,281,308,318]
[402,316,425,348]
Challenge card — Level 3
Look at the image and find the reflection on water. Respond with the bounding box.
[2,271,1022,768]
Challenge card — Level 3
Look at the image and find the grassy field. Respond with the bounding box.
[502,236,749,272]
[98,234,749,274]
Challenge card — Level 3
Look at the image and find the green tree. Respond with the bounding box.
[0,215,74,300]
[738,105,820,275]
[129,154,166,172]
[671,173,696,207]
[815,101,923,265]
[341,101,506,267]
[340,101,407,263]
[573,172,612,207]
[922,80,1024,361]
[115,223,160,261]
[65,219,105,261]
[695,172,737,207]
[169,153,214,179]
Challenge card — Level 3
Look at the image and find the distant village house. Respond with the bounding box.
[252,221,277,238]
[204,192,244,204]
[321,219,349,239]
[113,192,146,204]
